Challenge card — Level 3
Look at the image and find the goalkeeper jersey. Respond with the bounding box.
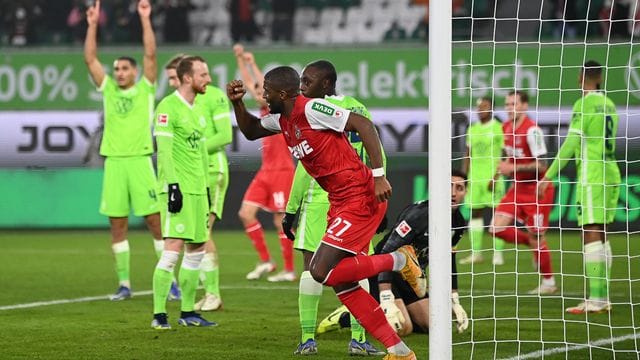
[98,75,156,157]
[196,85,232,174]
[285,94,383,213]
[569,92,621,185]
[154,91,208,195]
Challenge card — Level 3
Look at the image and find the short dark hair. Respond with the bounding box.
[508,90,529,104]
[477,96,493,107]
[451,169,468,181]
[116,56,137,67]
[176,55,206,81]
[306,60,337,86]
[264,66,300,94]
[165,54,187,70]
[583,60,603,81]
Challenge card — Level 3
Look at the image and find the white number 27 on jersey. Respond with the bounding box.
[327,217,352,237]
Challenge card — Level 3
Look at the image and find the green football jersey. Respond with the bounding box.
[98,76,156,157]
[569,92,621,185]
[154,91,208,195]
[466,118,503,182]
[286,95,383,212]
[196,85,232,174]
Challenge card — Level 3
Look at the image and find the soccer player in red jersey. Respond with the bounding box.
[489,90,558,295]
[233,44,296,282]
[227,66,424,360]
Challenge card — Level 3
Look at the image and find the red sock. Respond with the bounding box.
[278,232,294,272]
[245,221,270,262]
[532,240,553,279]
[338,287,401,348]
[495,227,529,245]
[324,254,394,286]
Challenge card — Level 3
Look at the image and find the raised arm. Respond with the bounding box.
[344,113,391,201]
[138,0,157,83]
[226,80,277,140]
[83,0,105,86]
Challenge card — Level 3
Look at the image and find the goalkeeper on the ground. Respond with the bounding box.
[317,170,469,336]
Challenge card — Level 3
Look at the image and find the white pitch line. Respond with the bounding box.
[1,286,635,312]
[499,333,640,360]
[0,285,297,311]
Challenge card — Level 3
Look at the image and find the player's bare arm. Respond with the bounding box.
[344,113,392,201]
[138,0,157,83]
[227,80,275,140]
[83,0,105,86]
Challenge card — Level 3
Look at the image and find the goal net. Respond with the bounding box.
[430,0,640,358]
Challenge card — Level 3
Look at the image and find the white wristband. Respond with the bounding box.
[372,167,385,177]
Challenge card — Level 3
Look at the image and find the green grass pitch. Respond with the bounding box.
[0,230,638,359]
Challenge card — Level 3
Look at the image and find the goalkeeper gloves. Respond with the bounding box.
[451,292,468,333]
[380,290,405,333]
[168,183,183,213]
[282,212,296,240]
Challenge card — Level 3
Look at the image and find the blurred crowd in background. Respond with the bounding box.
[1,0,638,47]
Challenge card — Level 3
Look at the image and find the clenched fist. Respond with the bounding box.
[226,80,246,102]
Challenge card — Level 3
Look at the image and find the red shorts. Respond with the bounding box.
[242,169,294,212]
[495,182,555,234]
[321,197,388,255]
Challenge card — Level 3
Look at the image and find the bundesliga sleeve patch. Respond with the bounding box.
[395,220,412,238]
[157,113,169,127]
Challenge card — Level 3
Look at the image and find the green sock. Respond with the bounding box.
[350,313,366,343]
[469,218,484,252]
[179,267,201,312]
[299,271,322,342]
[112,240,130,287]
[153,267,173,314]
[201,253,220,296]
[494,238,505,251]
[584,242,608,300]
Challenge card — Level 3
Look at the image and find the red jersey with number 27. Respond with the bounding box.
[260,96,374,208]
[502,115,548,182]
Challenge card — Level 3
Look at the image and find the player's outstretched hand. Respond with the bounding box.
[282,212,296,240]
[243,52,255,65]
[380,290,405,333]
[451,292,469,333]
[227,80,246,102]
[537,178,550,200]
[168,183,183,213]
[233,44,244,58]
[374,177,392,202]
[138,0,151,18]
[86,0,100,26]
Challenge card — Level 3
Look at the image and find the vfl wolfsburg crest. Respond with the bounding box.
[311,102,335,116]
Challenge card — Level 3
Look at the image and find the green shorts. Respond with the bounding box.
[466,177,504,209]
[208,171,229,219]
[293,201,330,252]
[160,192,208,243]
[100,156,159,217]
[576,183,620,226]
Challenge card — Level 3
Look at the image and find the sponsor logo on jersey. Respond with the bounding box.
[158,113,169,126]
[288,140,314,159]
[311,102,335,116]
[395,220,412,238]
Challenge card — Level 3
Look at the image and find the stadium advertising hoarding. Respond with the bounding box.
[0,44,639,109]
[2,107,639,168]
